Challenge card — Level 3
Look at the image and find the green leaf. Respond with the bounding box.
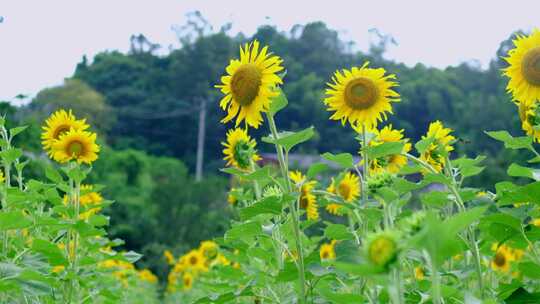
[519,262,540,279]
[307,162,329,179]
[224,222,262,242]
[366,141,404,159]
[324,224,354,241]
[321,152,354,168]
[9,126,28,138]
[334,262,384,276]
[444,206,487,234]
[420,191,450,208]
[0,148,22,164]
[45,165,63,183]
[263,127,314,152]
[268,88,288,117]
[123,251,142,263]
[0,211,32,230]
[508,163,540,181]
[31,239,67,266]
[415,137,435,154]
[504,287,540,303]
[485,131,533,150]
[452,156,485,178]
[239,196,283,220]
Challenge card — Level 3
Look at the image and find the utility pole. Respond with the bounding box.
[195,98,206,182]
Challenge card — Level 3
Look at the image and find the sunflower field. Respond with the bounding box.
[3,27,540,304]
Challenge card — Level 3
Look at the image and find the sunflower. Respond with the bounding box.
[518,101,540,142]
[414,267,425,280]
[199,240,218,260]
[164,250,176,265]
[182,272,193,290]
[184,249,207,272]
[419,121,455,173]
[366,232,398,268]
[216,40,284,128]
[290,171,319,220]
[366,125,412,174]
[324,62,400,129]
[325,203,345,216]
[41,109,88,155]
[222,128,261,170]
[491,245,514,273]
[52,128,99,164]
[138,269,158,284]
[0,171,4,183]
[503,29,540,105]
[319,240,337,261]
[327,172,361,202]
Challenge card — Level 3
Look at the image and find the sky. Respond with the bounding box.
[1,0,539,103]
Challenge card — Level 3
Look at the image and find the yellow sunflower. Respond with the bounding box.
[198,240,218,260]
[319,240,337,261]
[325,203,345,216]
[419,121,455,173]
[41,109,88,155]
[216,40,284,128]
[222,128,261,170]
[366,125,412,174]
[503,29,540,105]
[164,250,176,265]
[182,272,193,290]
[491,244,515,273]
[518,101,540,142]
[327,172,361,202]
[138,269,158,284]
[366,232,398,268]
[324,62,400,129]
[52,128,99,164]
[290,171,319,220]
[0,171,4,183]
[184,249,207,273]
[414,267,425,280]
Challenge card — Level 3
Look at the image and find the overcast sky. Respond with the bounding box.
[1,0,539,103]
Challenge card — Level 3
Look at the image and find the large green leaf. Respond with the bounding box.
[366,141,404,159]
[321,152,354,168]
[0,211,32,230]
[239,196,284,220]
[268,88,288,117]
[31,239,67,266]
[485,131,533,150]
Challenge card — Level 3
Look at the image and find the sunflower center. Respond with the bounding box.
[67,141,84,156]
[53,125,71,139]
[189,256,198,265]
[493,252,506,267]
[231,64,262,106]
[233,140,252,169]
[338,182,351,200]
[299,188,309,209]
[321,250,329,259]
[344,77,379,110]
[522,47,540,86]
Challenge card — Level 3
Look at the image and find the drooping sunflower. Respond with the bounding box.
[366,125,412,174]
[222,128,261,170]
[327,172,361,202]
[319,240,337,261]
[518,102,540,142]
[42,110,89,157]
[216,40,284,128]
[503,29,540,105]
[324,62,400,129]
[419,121,455,173]
[290,171,319,221]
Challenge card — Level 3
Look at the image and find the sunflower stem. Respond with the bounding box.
[250,160,261,200]
[361,124,369,206]
[425,250,442,304]
[266,113,307,303]
[1,125,11,256]
[444,156,483,297]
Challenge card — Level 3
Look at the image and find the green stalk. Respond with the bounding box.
[425,251,442,304]
[361,124,369,205]
[266,114,306,303]
[444,157,483,296]
[250,160,262,200]
[1,125,11,255]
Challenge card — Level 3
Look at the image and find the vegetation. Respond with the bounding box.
[1,15,540,303]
